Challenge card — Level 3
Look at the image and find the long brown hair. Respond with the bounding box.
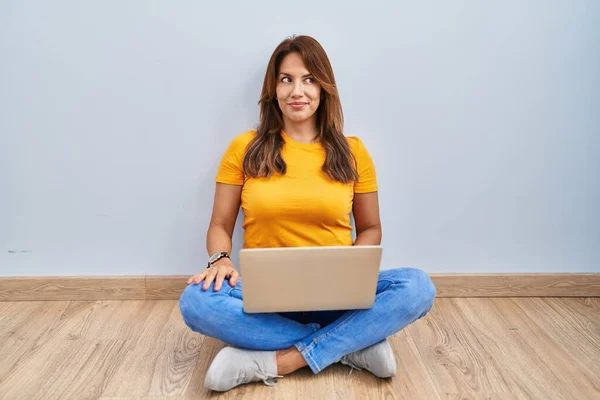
[242,35,358,183]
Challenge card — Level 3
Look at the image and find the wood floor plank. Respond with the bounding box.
[2,298,599,399]
[406,298,520,398]
[74,300,160,340]
[0,302,57,378]
[327,363,385,400]
[99,397,186,399]
[33,340,129,400]
[57,339,132,399]
[0,337,97,399]
[452,298,559,399]
[388,326,442,399]
[0,301,74,382]
[403,299,462,396]
[182,336,227,399]
[0,338,40,382]
[0,301,31,325]
[0,301,52,340]
[99,301,180,397]
[99,397,186,400]
[454,297,598,400]
[144,302,203,397]
[1,300,151,399]
[547,297,600,335]
[583,297,600,310]
[491,298,599,397]
[446,299,521,396]
[512,298,600,390]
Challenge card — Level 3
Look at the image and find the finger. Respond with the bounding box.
[189,271,206,285]
[229,270,240,287]
[193,271,208,285]
[202,270,218,291]
[187,273,202,284]
[214,268,230,292]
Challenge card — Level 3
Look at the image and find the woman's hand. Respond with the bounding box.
[186,258,240,292]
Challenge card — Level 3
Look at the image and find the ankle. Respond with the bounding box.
[276,347,307,375]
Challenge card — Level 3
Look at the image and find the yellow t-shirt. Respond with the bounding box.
[215,130,378,248]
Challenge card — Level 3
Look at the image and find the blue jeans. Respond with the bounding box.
[179,267,436,374]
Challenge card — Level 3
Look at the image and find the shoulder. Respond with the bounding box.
[227,129,257,151]
[345,136,371,158]
[345,135,378,190]
[345,136,363,151]
[346,135,377,174]
[217,130,257,179]
[221,130,257,160]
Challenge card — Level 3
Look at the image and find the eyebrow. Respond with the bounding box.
[279,72,314,78]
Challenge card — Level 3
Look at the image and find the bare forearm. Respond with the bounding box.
[206,224,233,256]
[353,227,382,246]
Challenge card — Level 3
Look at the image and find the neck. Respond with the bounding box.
[283,118,319,144]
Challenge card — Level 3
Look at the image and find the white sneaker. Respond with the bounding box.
[340,339,397,378]
[204,347,284,392]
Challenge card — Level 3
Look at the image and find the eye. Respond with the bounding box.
[305,77,315,84]
[281,76,291,83]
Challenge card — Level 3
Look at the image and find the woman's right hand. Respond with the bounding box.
[186,258,240,292]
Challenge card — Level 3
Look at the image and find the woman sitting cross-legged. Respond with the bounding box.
[179,34,437,392]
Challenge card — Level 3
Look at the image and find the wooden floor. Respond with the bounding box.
[0,298,598,400]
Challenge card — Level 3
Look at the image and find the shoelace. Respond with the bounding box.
[256,372,284,387]
[340,356,363,377]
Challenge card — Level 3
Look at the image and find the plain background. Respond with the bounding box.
[1,1,599,276]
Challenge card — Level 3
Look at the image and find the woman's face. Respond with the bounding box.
[276,52,322,128]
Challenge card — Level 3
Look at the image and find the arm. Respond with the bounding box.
[187,182,242,290]
[352,191,382,246]
[206,182,242,257]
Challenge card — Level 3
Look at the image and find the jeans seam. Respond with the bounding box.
[298,344,321,373]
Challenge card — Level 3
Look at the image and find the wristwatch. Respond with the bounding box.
[207,251,230,268]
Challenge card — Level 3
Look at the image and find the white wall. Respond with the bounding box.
[1,1,599,276]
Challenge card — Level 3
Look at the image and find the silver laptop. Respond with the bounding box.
[239,245,383,313]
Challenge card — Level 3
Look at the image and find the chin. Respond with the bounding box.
[286,113,315,123]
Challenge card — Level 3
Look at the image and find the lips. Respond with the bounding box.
[288,102,308,110]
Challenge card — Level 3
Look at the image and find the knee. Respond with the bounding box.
[384,267,437,318]
[179,283,218,335]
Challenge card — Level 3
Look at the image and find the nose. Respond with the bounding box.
[291,81,303,98]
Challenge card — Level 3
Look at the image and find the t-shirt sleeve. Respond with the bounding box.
[215,133,252,185]
[351,137,378,193]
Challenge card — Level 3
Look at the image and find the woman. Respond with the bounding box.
[179,35,437,392]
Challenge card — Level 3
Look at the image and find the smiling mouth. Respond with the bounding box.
[288,102,308,110]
